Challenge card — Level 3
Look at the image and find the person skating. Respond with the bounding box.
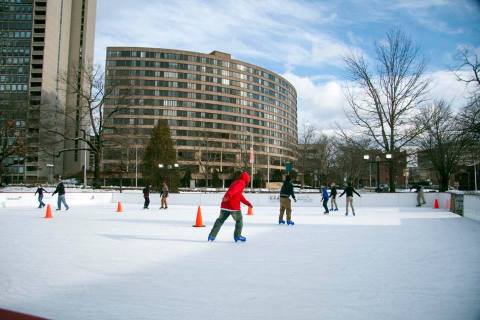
[330,182,338,211]
[52,179,69,211]
[208,172,253,242]
[279,175,296,225]
[339,182,360,216]
[143,184,151,209]
[34,185,47,208]
[410,184,426,207]
[160,181,169,209]
[321,186,329,214]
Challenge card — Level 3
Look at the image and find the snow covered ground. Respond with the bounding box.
[0,203,479,320]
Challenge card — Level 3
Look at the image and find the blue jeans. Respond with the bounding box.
[38,195,45,208]
[57,195,69,210]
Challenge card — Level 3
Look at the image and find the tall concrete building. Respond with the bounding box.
[0,0,96,183]
[104,48,298,187]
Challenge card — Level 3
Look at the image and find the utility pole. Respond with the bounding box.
[135,145,138,188]
[83,149,87,188]
[250,134,254,189]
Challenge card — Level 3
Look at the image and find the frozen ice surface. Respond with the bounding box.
[0,203,479,320]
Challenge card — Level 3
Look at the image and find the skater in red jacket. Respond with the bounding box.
[208,172,253,242]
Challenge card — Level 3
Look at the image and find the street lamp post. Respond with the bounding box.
[363,155,372,187]
[375,156,380,192]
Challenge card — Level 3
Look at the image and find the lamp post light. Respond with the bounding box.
[158,163,179,188]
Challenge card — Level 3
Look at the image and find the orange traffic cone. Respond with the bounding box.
[116,201,123,213]
[44,204,52,219]
[247,206,253,215]
[433,198,440,209]
[192,206,205,227]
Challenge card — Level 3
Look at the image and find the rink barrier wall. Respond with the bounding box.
[0,191,459,211]
[463,195,480,222]
[0,192,113,208]
[114,192,452,208]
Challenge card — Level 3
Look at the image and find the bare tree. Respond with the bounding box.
[194,133,220,187]
[297,122,317,186]
[311,134,336,186]
[0,114,26,184]
[343,28,429,192]
[333,138,370,188]
[453,47,480,143]
[453,47,480,87]
[416,100,470,192]
[46,64,128,187]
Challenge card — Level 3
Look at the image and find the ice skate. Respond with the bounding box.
[287,220,294,225]
[279,220,286,224]
[234,235,246,242]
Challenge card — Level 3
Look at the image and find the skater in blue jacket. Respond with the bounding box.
[321,186,329,214]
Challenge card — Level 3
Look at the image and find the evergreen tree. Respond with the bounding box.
[142,121,179,191]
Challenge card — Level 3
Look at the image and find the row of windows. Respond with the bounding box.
[107,76,292,103]
[0,39,30,47]
[111,100,293,127]
[0,13,32,20]
[0,30,31,38]
[0,4,32,12]
[113,108,294,132]
[107,50,293,90]
[107,69,292,98]
[0,0,29,4]
[0,74,28,83]
[0,83,28,91]
[116,87,293,112]
[104,127,296,154]
[0,46,30,56]
[0,66,29,74]
[0,21,32,30]
[110,118,296,144]
[0,56,29,64]
[114,111,287,131]
[111,97,295,123]
[106,59,295,98]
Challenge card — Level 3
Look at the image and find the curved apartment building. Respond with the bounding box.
[103,48,297,186]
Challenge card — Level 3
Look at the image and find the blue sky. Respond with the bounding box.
[95,0,480,132]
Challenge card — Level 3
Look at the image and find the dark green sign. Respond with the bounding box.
[285,162,292,173]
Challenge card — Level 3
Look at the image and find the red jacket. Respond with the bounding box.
[221,172,252,211]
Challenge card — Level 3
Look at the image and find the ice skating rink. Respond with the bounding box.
[1,203,479,320]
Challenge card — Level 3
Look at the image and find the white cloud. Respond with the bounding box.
[283,69,471,138]
[94,0,356,71]
[428,70,471,109]
[282,72,349,132]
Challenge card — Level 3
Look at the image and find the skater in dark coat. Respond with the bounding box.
[321,186,330,214]
[208,172,252,242]
[279,175,296,225]
[410,184,426,207]
[339,182,360,216]
[143,185,151,209]
[52,179,69,211]
[34,185,47,208]
[330,182,338,211]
